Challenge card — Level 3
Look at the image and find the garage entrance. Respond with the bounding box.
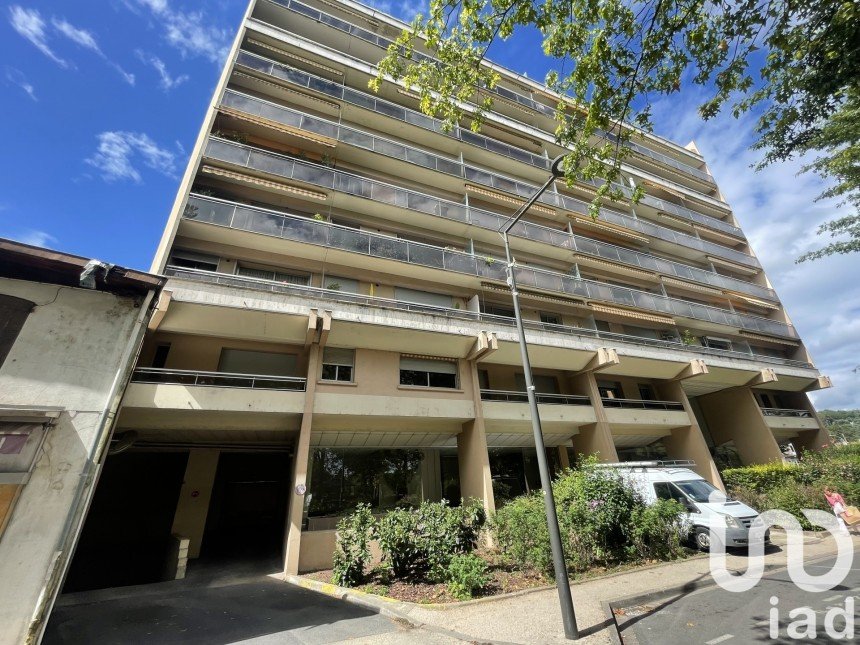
[200,451,292,562]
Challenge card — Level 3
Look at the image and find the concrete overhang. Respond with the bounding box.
[764,416,821,432]
[313,393,474,424]
[311,426,461,448]
[482,401,597,433]
[605,407,691,431]
[485,430,580,447]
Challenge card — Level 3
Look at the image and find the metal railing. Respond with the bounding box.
[264,0,715,185]
[233,51,744,245]
[131,367,307,391]
[601,398,686,411]
[183,188,794,338]
[162,267,813,368]
[220,90,739,239]
[480,389,592,405]
[760,407,813,418]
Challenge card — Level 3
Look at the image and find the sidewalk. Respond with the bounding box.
[311,531,858,644]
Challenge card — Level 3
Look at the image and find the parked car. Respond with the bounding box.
[602,461,769,551]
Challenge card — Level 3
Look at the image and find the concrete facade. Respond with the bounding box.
[80,0,831,584]
[0,241,162,644]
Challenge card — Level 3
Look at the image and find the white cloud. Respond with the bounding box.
[8,5,67,67]
[5,67,37,101]
[363,0,428,22]
[2,229,58,248]
[650,90,860,410]
[126,0,232,64]
[85,131,177,183]
[135,50,188,91]
[51,15,135,85]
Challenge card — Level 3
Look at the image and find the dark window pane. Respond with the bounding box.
[321,364,338,380]
[428,372,456,388]
[337,365,353,382]
[399,370,427,386]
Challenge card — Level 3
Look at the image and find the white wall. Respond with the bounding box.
[0,278,150,645]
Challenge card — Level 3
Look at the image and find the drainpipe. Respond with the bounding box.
[26,286,160,644]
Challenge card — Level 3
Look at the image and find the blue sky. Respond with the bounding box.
[2,0,858,409]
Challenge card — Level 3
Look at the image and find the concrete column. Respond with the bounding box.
[792,393,832,455]
[459,361,495,514]
[656,381,724,490]
[697,386,784,465]
[171,448,220,558]
[557,445,570,469]
[283,344,321,576]
[569,372,618,462]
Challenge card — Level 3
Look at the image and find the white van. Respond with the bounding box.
[601,461,768,551]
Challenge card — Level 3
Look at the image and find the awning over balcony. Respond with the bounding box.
[589,303,676,325]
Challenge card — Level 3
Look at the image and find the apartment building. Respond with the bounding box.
[71,0,832,584]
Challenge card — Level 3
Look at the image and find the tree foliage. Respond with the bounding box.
[372,0,860,256]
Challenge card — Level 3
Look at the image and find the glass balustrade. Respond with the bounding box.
[182,192,797,338]
[266,0,714,185]
[233,53,750,249]
[164,265,811,368]
[204,129,773,302]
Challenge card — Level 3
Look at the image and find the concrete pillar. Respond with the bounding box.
[656,381,724,490]
[459,361,495,514]
[171,448,220,558]
[283,344,321,576]
[697,386,784,465]
[569,372,618,462]
[557,445,570,469]
[792,393,832,455]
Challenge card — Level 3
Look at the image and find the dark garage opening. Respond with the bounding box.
[63,451,188,592]
[200,451,291,562]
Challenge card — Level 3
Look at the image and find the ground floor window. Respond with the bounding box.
[489,447,566,505]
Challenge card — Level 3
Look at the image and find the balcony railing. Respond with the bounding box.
[480,389,592,405]
[206,137,757,294]
[601,398,686,411]
[163,266,812,368]
[760,407,813,418]
[221,89,743,241]
[265,0,716,185]
[181,192,797,338]
[234,51,744,246]
[131,367,307,391]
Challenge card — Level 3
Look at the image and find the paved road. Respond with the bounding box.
[44,575,455,645]
[619,549,858,644]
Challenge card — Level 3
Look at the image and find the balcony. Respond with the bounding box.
[220,89,741,242]
[480,390,597,438]
[205,136,758,287]
[182,190,795,338]
[163,266,813,369]
[131,367,307,390]
[233,52,745,247]
[602,398,692,439]
[120,368,307,432]
[760,408,820,433]
[480,390,591,405]
[262,0,716,187]
[601,398,685,411]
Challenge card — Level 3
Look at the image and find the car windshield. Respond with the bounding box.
[675,480,727,503]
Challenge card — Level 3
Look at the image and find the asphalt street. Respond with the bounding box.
[619,548,859,644]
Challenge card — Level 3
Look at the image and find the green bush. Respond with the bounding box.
[492,460,687,576]
[721,462,802,491]
[492,492,551,574]
[445,553,489,600]
[376,499,486,582]
[332,503,375,587]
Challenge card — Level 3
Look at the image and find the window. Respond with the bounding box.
[477,369,490,390]
[237,265,309,285]
[324,276,359,293]
[400,357,458,388]
[515,373,560,394]
[540,311,562,326]
[484,304,515,318]
[594,319,612,332]
[624,325,659,339]
[702,336,733,351]
[597,380,624,399]
[653,482,688,504]
[394,287,454,308]
[0,294,34,369]
[637,384,657,401]
[169,250,219,272]
[152,344,171,369]
[218,349,297,376]
[321,348,354,382]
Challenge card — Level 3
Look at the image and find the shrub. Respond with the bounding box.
[629,499,688,561]
[445,554,489,600]
[332,503,375,587]
[721,462,801,492]
[492,492,551,574]
[376,499,486,582]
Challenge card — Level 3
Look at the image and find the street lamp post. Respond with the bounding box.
[498,154,578,640]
